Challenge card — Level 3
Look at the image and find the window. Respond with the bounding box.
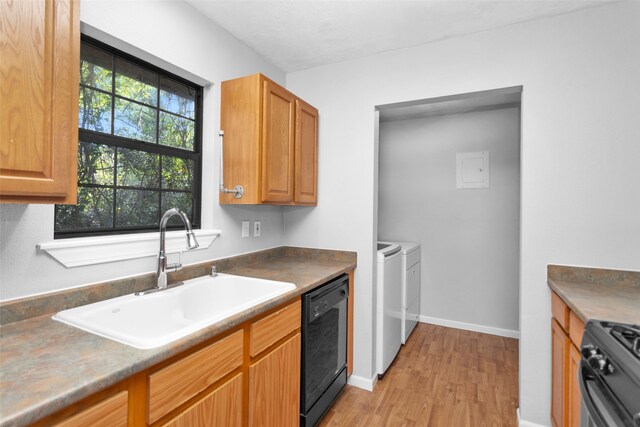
[55,36,203,238]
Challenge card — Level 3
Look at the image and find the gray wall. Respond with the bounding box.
[378,107,520,333]
[285,3,640,423]
[0,0,287,300]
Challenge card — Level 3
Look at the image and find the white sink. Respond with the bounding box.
[53,273,296,349]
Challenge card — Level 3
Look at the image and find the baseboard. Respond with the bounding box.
[516,408,550,427]
[347,373,378,391]
[419,315,520,339]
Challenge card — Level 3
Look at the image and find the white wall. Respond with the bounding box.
[285,3,640,425]
[0,0,287,300]
[378,108,520,334]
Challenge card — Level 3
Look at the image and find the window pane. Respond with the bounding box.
[114,98,157,142]
[160,76,195,119]
[162,156,193,190]
[159,112,195,150]
[80,43,112,91]
[55,187,114,231]
[78,142,114,185]
[115,58,157,106]
[116,189,160,227]
[117,148,159,188]
[162,191,193,226]
[79,87,112,133]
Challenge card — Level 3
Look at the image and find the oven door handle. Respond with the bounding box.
[579,361,633,427]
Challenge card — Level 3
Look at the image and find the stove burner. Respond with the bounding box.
[609,323,640,359]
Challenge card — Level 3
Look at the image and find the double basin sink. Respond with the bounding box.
[53,273,296,349]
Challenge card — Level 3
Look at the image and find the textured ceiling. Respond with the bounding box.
[186,0,613,72]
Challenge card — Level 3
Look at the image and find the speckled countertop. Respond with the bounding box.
[547,264,640,325]
[0,247,356,427]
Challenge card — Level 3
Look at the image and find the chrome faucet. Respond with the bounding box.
[136,208,199,296]
[157,208,199,289]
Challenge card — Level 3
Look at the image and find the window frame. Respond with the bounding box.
[55,35,203,239]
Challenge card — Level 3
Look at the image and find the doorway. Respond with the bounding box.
[374,86,522,339]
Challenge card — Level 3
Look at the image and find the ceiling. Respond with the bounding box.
[186,0,613,72]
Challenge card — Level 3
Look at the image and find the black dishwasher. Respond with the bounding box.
[300,274,349,427]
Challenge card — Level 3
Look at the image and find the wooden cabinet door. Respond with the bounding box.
[249,333,301,427]
[294,99,318,205]
[148,330,243,424]
[0,0,79,204]
[54,391,128,427]
[261,80,295,204]
[551,319,568,427]
[162,374,243,427]
[567,344,581,427]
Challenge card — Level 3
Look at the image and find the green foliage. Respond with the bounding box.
[116,73,157,107]
[78,142,114,185]
[118,148,160,188]
[162,157,193,190]
[116,190,160,227]
[159,113,195,150]
[79,88,112,132]
[114,98,157,143]
[56,187,114,231]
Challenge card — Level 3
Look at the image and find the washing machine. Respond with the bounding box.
[376,242,403,377]
[386,241,421,344]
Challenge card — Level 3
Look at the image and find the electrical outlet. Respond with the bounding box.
[241,220,250,238]
[253,220,261,237]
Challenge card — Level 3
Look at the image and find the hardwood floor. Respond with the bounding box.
[319,323,519,427]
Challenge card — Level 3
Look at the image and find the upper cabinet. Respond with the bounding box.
[0,0,80,204]
[220,73,318,205]
[261,80,296,204]
[294,99,319,205]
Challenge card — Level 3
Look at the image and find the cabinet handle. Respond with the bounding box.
[219,130,244,199]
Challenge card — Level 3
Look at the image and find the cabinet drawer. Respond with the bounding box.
[148,330,243,424]
[551,292,570,330]
[55,391,127,427]
[162,374,243,427]
[250,300,300,357]
[569,311,585,347]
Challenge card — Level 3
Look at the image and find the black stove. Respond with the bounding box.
[579,320,640,427]
[610,324,640,360]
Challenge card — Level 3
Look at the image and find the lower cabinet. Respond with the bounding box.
[249,334,301,427]
[54,390,128,427]
[551,319,568,427]
[148,330,244,424]
[550,292,585,427]
[567,344,582,427]
[33,298,302,427]
[163,374,243,427]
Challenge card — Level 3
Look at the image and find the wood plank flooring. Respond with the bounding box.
[319,323,519,427]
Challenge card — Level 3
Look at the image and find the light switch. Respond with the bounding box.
[241,220,250,238]
[253,220,261,237]
[456,151,490,189]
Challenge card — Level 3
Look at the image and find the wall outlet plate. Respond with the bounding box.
[241,220,250,238]
[253,220,261,237]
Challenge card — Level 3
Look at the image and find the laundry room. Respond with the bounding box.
[374,87,522,374]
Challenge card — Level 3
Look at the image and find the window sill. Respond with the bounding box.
[38,229,221,268]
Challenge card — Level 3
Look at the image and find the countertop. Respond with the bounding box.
[0,247,356,427]
[547,264,640,325]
